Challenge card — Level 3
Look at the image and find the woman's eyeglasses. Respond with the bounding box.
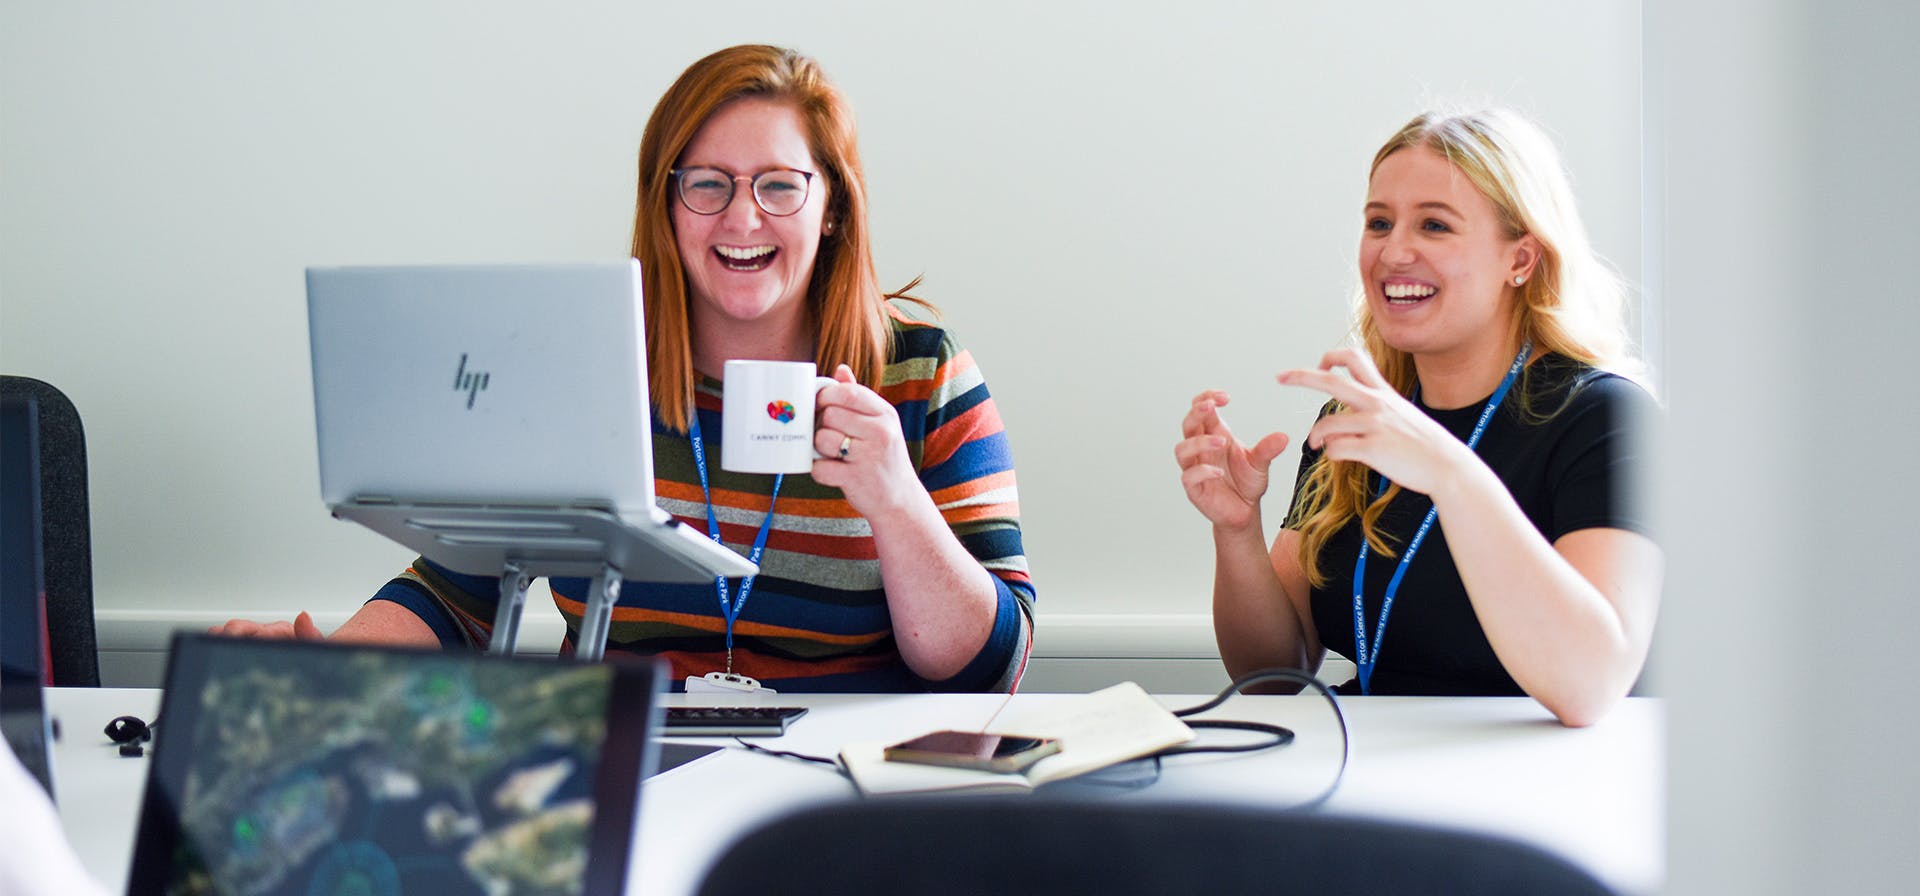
[671,167,816,217]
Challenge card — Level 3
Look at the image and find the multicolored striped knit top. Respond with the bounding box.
[367,313,1034,692]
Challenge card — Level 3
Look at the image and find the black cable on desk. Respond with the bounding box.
[1158,668,1350,811]
[734,737,845,772]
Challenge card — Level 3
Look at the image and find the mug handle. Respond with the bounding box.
[811,375,838,460]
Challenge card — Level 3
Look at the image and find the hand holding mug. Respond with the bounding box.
[811,364,922,519]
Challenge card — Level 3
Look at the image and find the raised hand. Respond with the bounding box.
[1175,390,1291,531]
[1277,347,1474,497]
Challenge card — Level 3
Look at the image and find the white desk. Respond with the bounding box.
[48,688,1662,895]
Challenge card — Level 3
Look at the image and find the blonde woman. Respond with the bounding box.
[1177,108,1660,726]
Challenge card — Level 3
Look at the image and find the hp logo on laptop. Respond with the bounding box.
[453,353,490,409]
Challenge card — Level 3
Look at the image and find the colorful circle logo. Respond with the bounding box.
[767,400,796,423]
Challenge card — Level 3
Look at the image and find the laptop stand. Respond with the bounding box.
[332,498,756,661]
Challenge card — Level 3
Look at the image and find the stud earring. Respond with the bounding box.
[1513,275,1527,286]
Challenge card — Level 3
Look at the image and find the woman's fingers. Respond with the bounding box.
[292,611,324,640]
[1247,430,1291,468]
[209,618,296,639]
[1180,462,1230,492]
[1317,347,1392,389]
[1180,461,1260,529]
[816,403,887,436]
[1277,367,1374,408]
[1177,392,1294,529]
[1282,346,1396,408]
[816,406,892,461]
[817,367,889,416]
[814,425,859,461]
[206,613,325,640]
[1305,411,1372,450]
[1180,393,1289,490]
[814,377,905,465]
[1182,391,1233,439]
[1173,433,1227,469]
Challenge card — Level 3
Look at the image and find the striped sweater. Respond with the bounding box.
[369,315,1035,692]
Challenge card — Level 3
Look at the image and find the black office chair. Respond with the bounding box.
[0,376,99,687]
[695,797,1617,896]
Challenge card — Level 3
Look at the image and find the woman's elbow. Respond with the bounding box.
[1547,700,1608,728]
[1536,677,1634,728]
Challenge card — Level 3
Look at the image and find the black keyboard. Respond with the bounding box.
[663,706,808,736]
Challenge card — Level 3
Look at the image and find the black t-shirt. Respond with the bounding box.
[1287,354,1658,696]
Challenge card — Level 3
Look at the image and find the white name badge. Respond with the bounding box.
[685,672,777,695]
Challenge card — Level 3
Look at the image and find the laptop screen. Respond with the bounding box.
[126,635,662,896]
[0,393,55,800]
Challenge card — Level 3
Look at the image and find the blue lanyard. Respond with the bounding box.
[686,414,782,673]
[1350,341,1531,695]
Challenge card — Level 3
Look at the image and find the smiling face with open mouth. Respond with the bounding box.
[672,97,829,337]
[1359,145,1536,373]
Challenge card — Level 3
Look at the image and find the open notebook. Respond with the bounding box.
[840,683,1194,796]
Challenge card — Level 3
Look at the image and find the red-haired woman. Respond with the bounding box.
[221,46,1033,693]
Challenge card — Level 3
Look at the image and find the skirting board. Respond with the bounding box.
[93,608,1355,693]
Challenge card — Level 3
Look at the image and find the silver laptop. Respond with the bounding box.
[306,262,754,583]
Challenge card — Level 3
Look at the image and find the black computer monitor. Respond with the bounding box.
[1,393,56,799]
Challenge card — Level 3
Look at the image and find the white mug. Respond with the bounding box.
[721,360,837,474]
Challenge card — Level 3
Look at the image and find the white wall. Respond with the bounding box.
[0,2,1641,675]
[1654,1,1920,892]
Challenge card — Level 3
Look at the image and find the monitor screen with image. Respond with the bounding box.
[126,635,664,896]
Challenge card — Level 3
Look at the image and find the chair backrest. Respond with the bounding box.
[695,797,1617,896]
[0,376,97,687]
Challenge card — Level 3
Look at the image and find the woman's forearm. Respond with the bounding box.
[864,488,1003,682]
[329,599,441,646]
[1212,522,1319,682]
[1431,459,1661,726]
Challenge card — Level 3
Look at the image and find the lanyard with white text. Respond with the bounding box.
[1351,340,1531,695]
[687,414,782,675]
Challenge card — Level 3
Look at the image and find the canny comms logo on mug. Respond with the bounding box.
[722,360,837,474]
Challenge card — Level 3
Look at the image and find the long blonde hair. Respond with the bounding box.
[1292,107,1639,587]
[631,45,927,430]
